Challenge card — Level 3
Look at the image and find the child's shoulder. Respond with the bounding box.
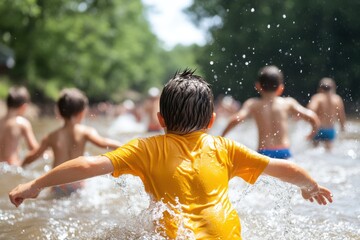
[243,97,261,107]
[15,116,31,127]
[281,96,299,104]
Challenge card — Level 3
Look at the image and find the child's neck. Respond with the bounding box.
[63,118,82,127]
[260,92,278,100]
[166,129,208,135]
[6,109,23,117]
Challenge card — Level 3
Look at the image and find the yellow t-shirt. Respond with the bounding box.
[103,131,269,239]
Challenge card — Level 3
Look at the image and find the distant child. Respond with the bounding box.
[10,70,332,239]
[143,87,162,132]
[0,86,38,166]
[222,65,320,159]
[307,77,346,151]
[21,88,122,196]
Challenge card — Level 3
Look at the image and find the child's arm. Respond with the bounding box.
[10,155,113,207]
[19,117,39,151]
[263,158,333,205]
[335,95,346,131]
[306,95,319,113]
[22,137,49,167]
[221,99,254,137]
[289,97,320,140]
[85,127,122,149]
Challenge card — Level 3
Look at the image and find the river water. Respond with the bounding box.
[0,115,359,240]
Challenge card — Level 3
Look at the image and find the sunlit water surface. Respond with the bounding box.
[1,116,359,240]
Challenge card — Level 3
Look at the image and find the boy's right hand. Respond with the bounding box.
[9,180,41,207]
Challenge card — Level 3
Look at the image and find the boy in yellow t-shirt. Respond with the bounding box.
[9,69,333,239]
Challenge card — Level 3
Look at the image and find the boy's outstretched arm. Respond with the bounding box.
[85,127,122,150]
[263,158,333,205]
[221,99,253,137]
[336,96,346,131]
[9,155,113,207]
[22,137,49,167]
[19,117,39,151]
[289,97,320,140]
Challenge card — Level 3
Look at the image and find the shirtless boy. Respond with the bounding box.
[307,77,346,150]
[22,88,122,195]
[222,65,320,159]
[0,86,38,166]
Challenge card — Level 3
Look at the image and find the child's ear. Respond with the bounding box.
[276,84,285,96]
[255,82,262,93]
[18,103,28,115]
[157,112,166,128]
[207,112,216,129]
[75,109,86,121]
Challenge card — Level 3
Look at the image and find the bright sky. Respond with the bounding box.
[142,0,206,49]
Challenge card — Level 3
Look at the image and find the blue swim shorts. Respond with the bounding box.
[313,128,336,141]
[258,148,292,159]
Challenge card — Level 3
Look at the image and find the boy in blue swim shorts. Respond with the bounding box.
[307,77,346,151]
[222,65,320,159]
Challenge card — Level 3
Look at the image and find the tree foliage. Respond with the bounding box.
[187,0,360,106]
[0,0,171,103]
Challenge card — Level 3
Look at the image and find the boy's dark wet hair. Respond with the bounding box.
[57,88,88,119]
[257,65,284,92]
[160,69,214,134]
[6,86,30,109]
[319,77,335,92]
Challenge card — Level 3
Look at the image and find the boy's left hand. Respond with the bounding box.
[301,185,333,205]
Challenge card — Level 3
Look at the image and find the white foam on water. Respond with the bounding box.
[1,117,359,239]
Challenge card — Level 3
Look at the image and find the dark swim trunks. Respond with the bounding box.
[258,148,292,159]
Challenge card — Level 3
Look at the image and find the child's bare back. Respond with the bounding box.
[0,86,38,166]
[0,116,32,165]
[41,124,103,167]
[236,95,317,150]
[247,96,296,149]
[308,78,346,130]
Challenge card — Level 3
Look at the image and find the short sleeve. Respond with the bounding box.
[226,139,270,184]
[102,138,145,177]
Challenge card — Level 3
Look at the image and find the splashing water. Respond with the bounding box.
[1,117,359,239]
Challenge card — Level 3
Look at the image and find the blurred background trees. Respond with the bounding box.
[0,0,359,113]
[187,0,359,108]
[0,0,197,104]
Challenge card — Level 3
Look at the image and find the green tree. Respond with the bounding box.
[0,0,168,103]
[187,0,360,107]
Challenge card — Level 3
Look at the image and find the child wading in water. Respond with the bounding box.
[10,70,332,239]
[222,65,320,159]
[21,88,122,196]
[0,86,38,166]
[307,77,346,151]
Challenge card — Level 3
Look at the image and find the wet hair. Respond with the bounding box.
[257,65,284,92]
[6,86,30,109]
[57,88,88,119]
[159,68,214,134]
[319,77,336,92]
